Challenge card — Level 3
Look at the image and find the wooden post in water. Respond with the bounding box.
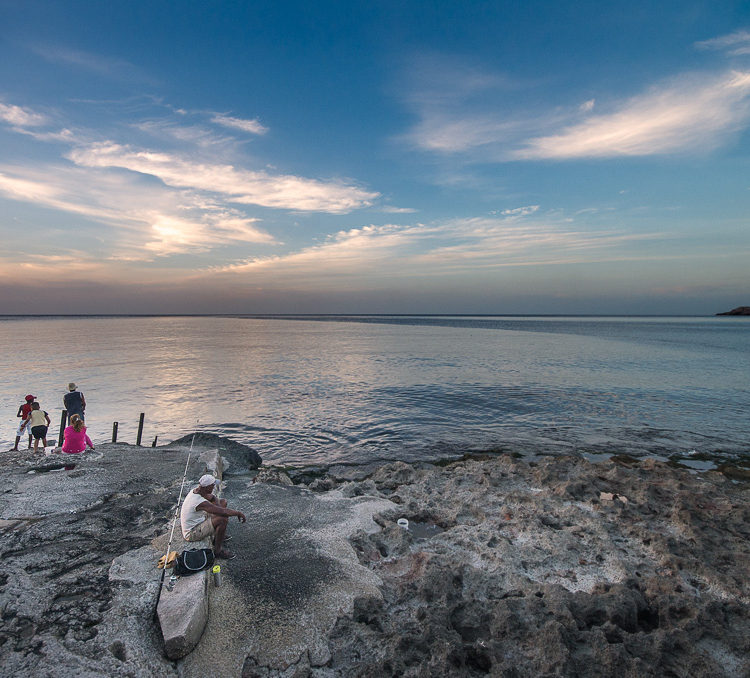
[152,436,158,447]
[136,413,145,446]
[112,422,118,443]
[57,410,67,447]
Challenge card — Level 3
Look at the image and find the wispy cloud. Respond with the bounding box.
[68,142,378,212]
[0,164,276,258]
[212,223,434,282]
[408,217,660,269]
[381,205,418,214]
[501,205,539,217]
[134,119,235,149]
[213,209,666,286]
[211,114,268,135]
[404,56,750,160]
[408,114,532,154]
[0,101,48,127]
[28,44,155,83]
[514,71,750,159]
[400,56,556,157]
[695,30,750,56]
[0,92,382,273]
[144,212,273,254]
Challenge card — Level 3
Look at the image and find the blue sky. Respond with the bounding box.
[1,0,749,314]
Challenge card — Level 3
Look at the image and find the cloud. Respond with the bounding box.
[408,114,533,154]
[501,205,539,217]
[212,223,434,282]
[212,210,665,287]
[0,102,48,127]
[381,206,418,214]
[29,45,154,83]
[211,114,268,135]
[400,56,560,157]
[0,168,133,225]
[695,30,750,56]
[514,71,750,159]
[144,212,273,255]
[134,120,234,148]
[68,142,378,212]
[403,55,750,161]
[408,217,661,270]
[0,94,380,273]
[0,164,276,258]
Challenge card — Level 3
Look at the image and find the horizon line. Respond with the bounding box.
[0,313,734,319]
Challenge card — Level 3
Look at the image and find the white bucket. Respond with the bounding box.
[397,518,409,529]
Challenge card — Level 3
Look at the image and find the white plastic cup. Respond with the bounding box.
[397,518,409,530]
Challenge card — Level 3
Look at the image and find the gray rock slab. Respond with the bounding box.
[104,545,178,676]
[0,443,209,519]
[158,567,208,659]
[178,482,396,677]
[154,526,215,660]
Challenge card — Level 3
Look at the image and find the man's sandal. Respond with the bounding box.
[215,549,235,560]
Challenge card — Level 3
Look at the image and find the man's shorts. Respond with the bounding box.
[17,420,30,436]
[184,518,215,542]
[31,425,48,440]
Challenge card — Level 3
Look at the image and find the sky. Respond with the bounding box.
[0,0,749,315]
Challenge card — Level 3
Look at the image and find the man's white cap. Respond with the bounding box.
[199,474,216,487]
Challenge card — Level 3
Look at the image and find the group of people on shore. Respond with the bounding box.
[12,383,94,455]
[15,388,244,561]
[15,388,244,560]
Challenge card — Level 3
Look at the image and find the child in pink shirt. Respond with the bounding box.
[62,414,95,454]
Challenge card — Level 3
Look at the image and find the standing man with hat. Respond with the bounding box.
[63,382,86,424]
[180,474,245,560]
[11,395,36,451]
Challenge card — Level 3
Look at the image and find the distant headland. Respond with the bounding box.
[716,306,750,315]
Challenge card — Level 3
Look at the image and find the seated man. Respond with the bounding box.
[180,474,246,560]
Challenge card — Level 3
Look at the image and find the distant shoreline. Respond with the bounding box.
[0,313,734,319]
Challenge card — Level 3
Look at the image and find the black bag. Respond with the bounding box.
[173,548,215,576]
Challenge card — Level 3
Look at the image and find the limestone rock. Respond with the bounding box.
[318,455,750,677]
[157,572,208,659]
[253,467,294,486]
[2,442,748,677]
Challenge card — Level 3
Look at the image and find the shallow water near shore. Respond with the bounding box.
[1,314,748,466]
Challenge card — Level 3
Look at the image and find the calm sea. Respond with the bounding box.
[1,315,748,467]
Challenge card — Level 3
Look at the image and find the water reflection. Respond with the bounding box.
[1,316,748,465]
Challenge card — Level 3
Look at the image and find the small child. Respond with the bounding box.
[13,394,35,450]
[23,402,51,453]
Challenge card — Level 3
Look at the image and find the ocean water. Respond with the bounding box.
[1,315,748,466]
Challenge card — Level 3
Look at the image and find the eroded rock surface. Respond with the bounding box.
[1,443,747,677]
[317,456,750,677]
[0,444,200,677]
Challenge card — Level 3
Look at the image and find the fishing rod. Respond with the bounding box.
[154,430,197,614]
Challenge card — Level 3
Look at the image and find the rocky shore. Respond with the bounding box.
[716,306,750,315]
[0,437,748,677]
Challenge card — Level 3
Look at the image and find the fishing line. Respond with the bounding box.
[164,431,196,557]
[154,428,197,615]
